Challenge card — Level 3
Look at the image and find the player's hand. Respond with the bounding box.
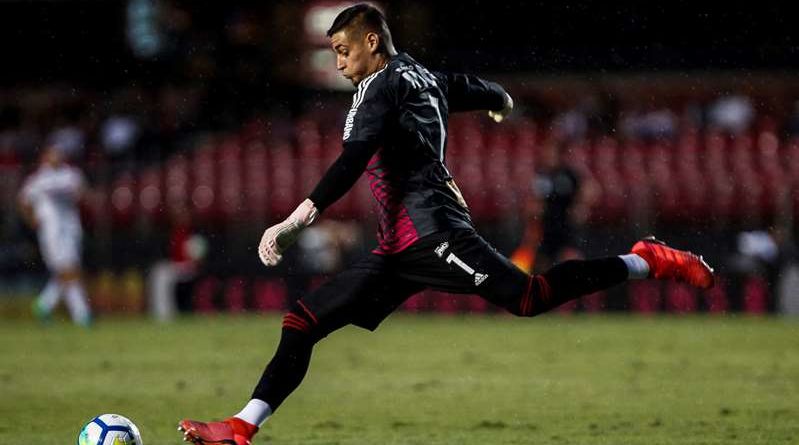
[488,92,514,123]
[258,199,319,267]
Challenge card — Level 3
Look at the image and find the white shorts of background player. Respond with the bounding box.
[37,221,82,272]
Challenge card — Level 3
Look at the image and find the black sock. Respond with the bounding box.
[251,328,315,411]
[531,257,628,314]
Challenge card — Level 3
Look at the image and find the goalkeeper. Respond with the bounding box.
[179,4,715,444]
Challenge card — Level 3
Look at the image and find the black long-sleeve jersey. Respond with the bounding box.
[309,52,508,254]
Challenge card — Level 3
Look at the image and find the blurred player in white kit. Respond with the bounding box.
[18,144,92,326]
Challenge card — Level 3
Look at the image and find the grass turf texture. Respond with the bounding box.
[1,314,797,444]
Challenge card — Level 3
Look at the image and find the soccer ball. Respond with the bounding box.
[77,414,143,445]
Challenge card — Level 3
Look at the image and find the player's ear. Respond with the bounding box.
[366,32,380,54]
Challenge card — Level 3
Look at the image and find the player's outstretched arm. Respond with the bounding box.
[437,72,513,121]
[258,140,377,267]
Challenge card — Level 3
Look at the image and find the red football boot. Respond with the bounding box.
[631,236,715,289]
[178,417,258,445]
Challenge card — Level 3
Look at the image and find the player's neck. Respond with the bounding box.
[368,53,391,76]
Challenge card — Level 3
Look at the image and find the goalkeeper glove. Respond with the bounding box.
[258,199,319,266]
[488,92,514,123]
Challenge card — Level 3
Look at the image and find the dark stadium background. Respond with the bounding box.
[1,0,798,317]
[1,1,797,82]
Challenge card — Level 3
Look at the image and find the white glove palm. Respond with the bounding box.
[488,92,514,123]
[258,199,319,266]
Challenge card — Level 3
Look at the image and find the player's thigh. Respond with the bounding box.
[397,229,529,308]
[40,231,81,273]
[299,254,424,335]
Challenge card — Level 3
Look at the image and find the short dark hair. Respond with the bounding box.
[326,3,393,54]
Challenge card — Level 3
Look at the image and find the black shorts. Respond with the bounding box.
[299,229,528,334]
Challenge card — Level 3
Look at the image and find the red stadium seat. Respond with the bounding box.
[218,139,244,220]
[244,141,269,222]
[509,125,537,198]
[703,279,729,313]
[755,132,785,218]
[138,167,163,222]
[253,279,288,312]
[628,281,662,313]
[165,155,191,215]
[192,277,219,313]
[297,120,324,207]
[591,138,626,224]
[742,276,768,314]
[110,172,137,226]
[223,277,247,313]
[701,133,736,221]
[619,142,653,223]
[191,145,217,220]
[268,142,297,218]
[665,282,697,313]
[483,128,515,216]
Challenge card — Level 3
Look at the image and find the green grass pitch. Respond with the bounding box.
[1,314,798,444]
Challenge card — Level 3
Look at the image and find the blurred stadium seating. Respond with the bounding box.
[2,88,797,316]
[4,108,796,229]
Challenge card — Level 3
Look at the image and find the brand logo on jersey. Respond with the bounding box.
[435,241,449,257]
[343,107,357,140]
[400,65,438,90]
[342,65,388,141]
[474,273,489,286]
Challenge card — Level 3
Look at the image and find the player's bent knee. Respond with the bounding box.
[282,300,324,340]
[503,274,550,318]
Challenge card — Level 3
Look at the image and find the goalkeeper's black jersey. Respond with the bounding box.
[338,52,507,254]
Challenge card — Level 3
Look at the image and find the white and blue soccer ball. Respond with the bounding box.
[77,414,143,445]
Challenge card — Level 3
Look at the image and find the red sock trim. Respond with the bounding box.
[282,321,307,332]
[536,275,552,304]
[296,300,318,325]
[282,313,309,332]
[284,313,308,326]
[520,275,534,316]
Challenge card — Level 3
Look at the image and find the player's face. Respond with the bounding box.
[330,29,372,86]
[41,146,63,166]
